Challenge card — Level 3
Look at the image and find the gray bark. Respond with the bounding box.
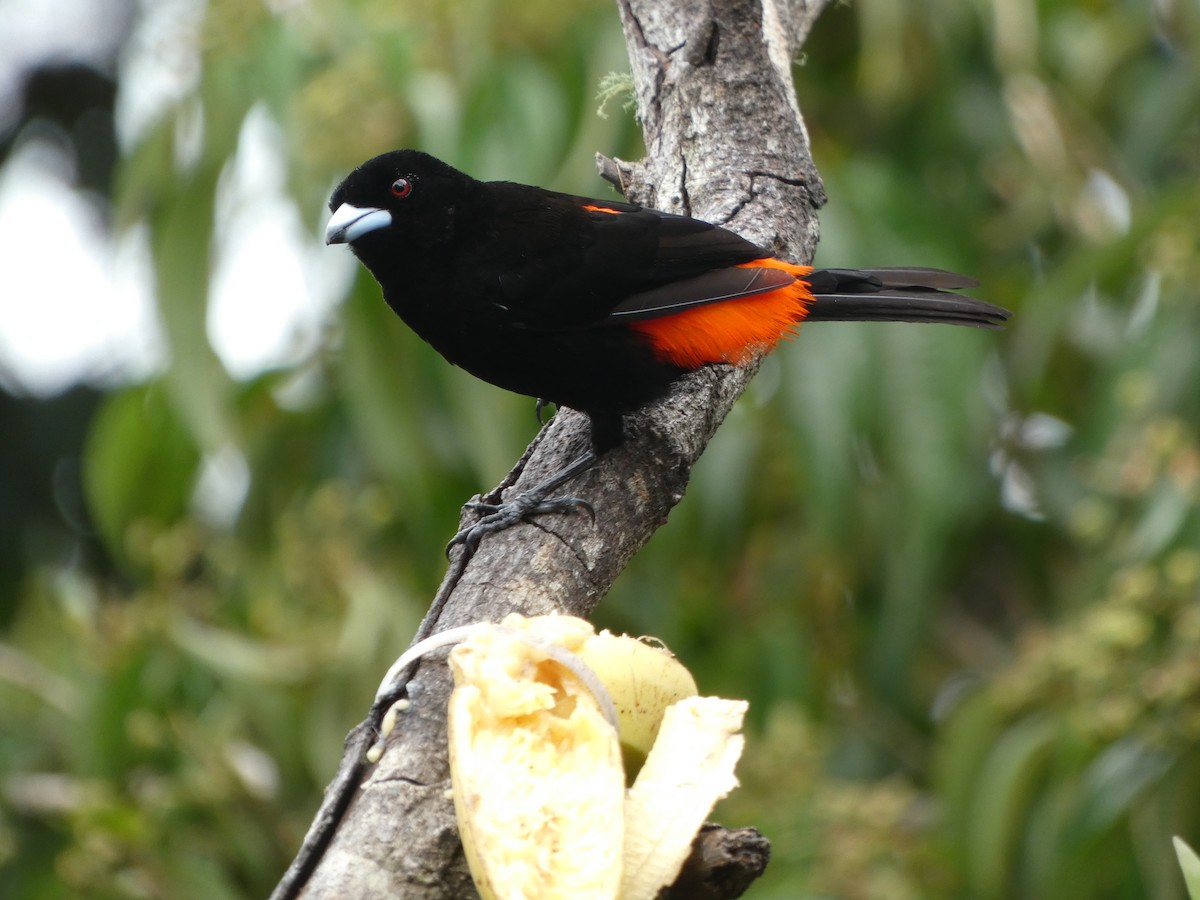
[275,0,830,896]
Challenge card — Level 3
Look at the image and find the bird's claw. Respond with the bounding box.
[446,492,595,557]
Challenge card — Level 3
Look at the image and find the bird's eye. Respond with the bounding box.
[390,177,413,199]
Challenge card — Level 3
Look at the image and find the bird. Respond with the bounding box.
[325,150,1009,551]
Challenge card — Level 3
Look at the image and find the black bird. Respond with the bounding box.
[326,150,1008,549]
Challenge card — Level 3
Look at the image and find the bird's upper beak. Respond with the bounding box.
[325,203,392,245]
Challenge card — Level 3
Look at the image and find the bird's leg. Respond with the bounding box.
[445,412,623,555]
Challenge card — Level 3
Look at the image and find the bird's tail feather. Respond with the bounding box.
[805,267,1009,329]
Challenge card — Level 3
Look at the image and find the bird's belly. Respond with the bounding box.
[421,322,685,416]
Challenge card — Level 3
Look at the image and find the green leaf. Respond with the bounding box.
[1069,738,1172,838]
[83,384,201,565]
[1175,836,1200,900]
[150,162,237,452]
[965,714,1060,899]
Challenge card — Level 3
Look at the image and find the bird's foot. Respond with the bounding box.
[445,448,601,556]
[446,490,595,556]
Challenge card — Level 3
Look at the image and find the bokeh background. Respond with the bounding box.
[2,0,1199,897]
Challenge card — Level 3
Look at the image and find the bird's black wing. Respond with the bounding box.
[477,184,773,329]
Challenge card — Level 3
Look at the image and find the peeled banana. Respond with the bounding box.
[438,613,746,900]
[448,615,624,899]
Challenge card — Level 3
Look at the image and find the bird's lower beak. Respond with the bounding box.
[325,203,392,244]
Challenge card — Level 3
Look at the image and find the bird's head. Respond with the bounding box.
[325,150,472,258]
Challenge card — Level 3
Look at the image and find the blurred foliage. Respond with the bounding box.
[2,0,1200,896]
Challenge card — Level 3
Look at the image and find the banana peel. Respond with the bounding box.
[622,696,747,898]
[573,629,699,780]
[444,614,746,900]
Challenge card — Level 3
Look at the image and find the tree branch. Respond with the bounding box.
[274,0,827,896]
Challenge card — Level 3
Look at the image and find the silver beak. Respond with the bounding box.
[325,203,392,244]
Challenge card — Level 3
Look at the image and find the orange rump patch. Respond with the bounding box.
[628,258,814,368]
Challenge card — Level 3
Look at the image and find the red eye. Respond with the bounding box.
[390,177,413,198]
